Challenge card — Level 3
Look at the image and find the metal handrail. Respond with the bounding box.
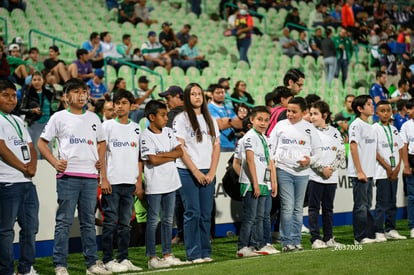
[0,17,7,45]
[104,57,164,92]
[225,94,255,108]
[28,29,79,49]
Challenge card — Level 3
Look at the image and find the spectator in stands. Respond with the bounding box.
[44,46,69,85]
[283,7,306,31]
[308,3,325,28]
[179,35,209,71]
[129,75,156,123]
[333,112,351,144]
[100,31,122,60]
[329,2,342,26]
[82,32,104,69]
[26,47,44,73]
[379,43,399,89]
[141,31,172,72]
[218,76,233,110]
[118,0,140,25]
[231,80,254,110]
[338,94,356,124]
[102,100,115,121]
[159,22,181,53]
[0,45,10,80]
[391,78,411,102]
[117,34,133,60]
[7,44,33,85]
[296,31,313,58]
[370,70,399,122]
[208,84,242,152]
[309,27,323,58]
[341,0,355,28]
[131,48,145,66]
[265,86,292,137]
[280,28,301,58]
[234,4,254,65]
[394,99,410,132]
[111,77,126,97]
[402,68,414,97]
[3,0,26,12]
[333,27,353,87]
[134,0,157,26]
[87,69,107,101]
[189,0,201,17]
[265,92,274,108]
[321,28,337,86]
[176,24,192,46]
[68,49,94,81]
[159,85,184,128]
[283,68,304,95]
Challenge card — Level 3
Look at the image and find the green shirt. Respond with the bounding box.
[333,35,353,60]
[240,183,269,197]
[6,56,27,75]
[26,59,45,73]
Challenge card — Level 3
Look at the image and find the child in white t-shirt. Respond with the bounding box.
[347,95,377,245]
[101,89,143,272]
[236,106,278,257]
[400,98,414,238]
[372,100,406,241]
[141,100,185,269]
[0,80,39,275]
[38,78,111,275]
[308,100,345,249]
[268,97,322,252]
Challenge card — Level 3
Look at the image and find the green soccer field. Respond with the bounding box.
[33,220,414,274]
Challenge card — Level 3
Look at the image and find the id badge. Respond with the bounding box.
[21,145,30,161]
[389,156,396,168]
[264,168,271,183]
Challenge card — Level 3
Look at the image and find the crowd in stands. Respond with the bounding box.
[2,0,414,274]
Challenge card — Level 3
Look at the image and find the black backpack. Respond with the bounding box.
[222,154,242,201]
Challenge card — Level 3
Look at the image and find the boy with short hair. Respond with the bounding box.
[400,98,414,238]
[140,100,185,268]
[38,78,111,275]
[0,80,39,275]
[348,95,377,245]
[101,89,143,272]
[373,101,406,241]
[237,106,278,257]
[394,99,410,132]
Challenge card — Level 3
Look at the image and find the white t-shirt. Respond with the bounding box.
[391,89,412,100]
[269,119,322,176]
[309,126,345,184]
[234,136,245,160]
[173,112,220,170]
[103,119,141,185]
[40,110,105,178]
[400,119,414,155]
[347,118,377,178]
[239,129,273,195]
[373,123,403,179]
[140,127,181,194]
[0,114,33,183]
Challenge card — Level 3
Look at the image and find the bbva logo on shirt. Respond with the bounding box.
[364,137,376,144]
[8,135,27,146]
[70,137,94,145]
[322,146,337,151]
[381,142,399,149]
[281,138,306,145]
[110,138,138,148]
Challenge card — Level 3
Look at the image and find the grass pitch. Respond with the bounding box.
[33,220,414,274]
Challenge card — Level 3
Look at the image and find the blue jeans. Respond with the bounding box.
[53,176,98,268]
[351,177,375,241]
[335,58,349,86]
[129,109,145,124]
[102,184,135,263]
[263,192,272,244]
[374,178,398,233]
[146,191,176,257]
[277,168,309,247]
[407,172,414,230]
[307,180,336,243]
[324,56,337,86]
[237,37,251,66]
[0,182,39,275]
[238,192,266,250]
[28,121,48,159]
[174,190,184,239]
[178,168,215,260]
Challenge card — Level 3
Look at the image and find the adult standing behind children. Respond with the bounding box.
[0,80,39,275]
[38,78,111,275]
[100,89,143,273]
[172,83,220,263]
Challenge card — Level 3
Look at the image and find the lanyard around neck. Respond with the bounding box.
[253,128,269,166]
[379,122,394,154]
[0,111,23,141]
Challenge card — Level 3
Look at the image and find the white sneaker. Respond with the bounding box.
[384,230,407,240]
[237,246,259,257]
[282,244,296,252]
[256,244,280,255]
[354,238,376,245]
[202,257,214,262]
[104,260,128,272]
[312,239,328,249]
[55,266,69,275]
[148,257,171,269]
[375,233,388,243]
[325,237,345,248]
[301,225,310,234]
[295,244,304,251]
[86,261,112,275]
[410,228,414,238]
[21,266,39,275]
[118,259,142,271]
[163,255,186,266]
[191,258,205,264]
